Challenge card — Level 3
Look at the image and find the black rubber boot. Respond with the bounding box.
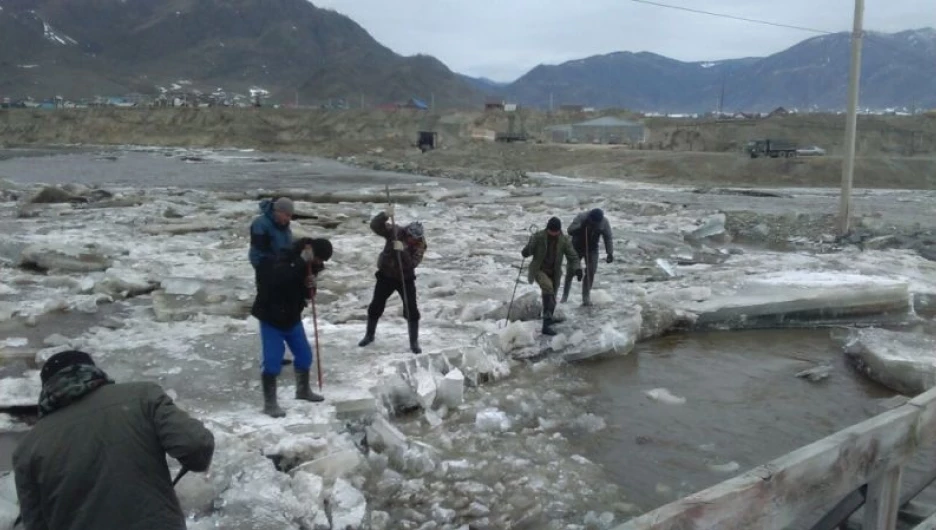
[408,320,422,354]
[358,318,377,347]
[262,374,286,418]
[541,293,558,336]
[295,370,324,402]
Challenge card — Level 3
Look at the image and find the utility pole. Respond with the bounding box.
[430,92,435,110]
[838,0,864,236]
[549,92,554,113]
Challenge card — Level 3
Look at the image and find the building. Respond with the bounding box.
[570,116,646,144]
[545,124,574,143]
[485,99,505,111]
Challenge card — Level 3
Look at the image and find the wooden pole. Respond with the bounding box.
[838,0,865,235]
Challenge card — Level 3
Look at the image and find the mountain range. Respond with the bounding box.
[493,28,936,112]
[0,0,933,112]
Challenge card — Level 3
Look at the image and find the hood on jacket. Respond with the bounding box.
[259,198,275,219]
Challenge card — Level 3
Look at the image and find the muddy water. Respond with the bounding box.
[572,330,889,507]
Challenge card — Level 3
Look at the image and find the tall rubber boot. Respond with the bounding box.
[295,370,324,402]
[358,318,377,347]
[408,320,422,354]
[541,293,557,336]
[262,374,286,418]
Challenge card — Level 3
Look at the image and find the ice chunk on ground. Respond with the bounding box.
[842,328,936,394]
[370,510,392,530]
[438,368,465,407]
[265,435,328,470]
[497,321,537,353]
[414,368,438,409]
[795,365,832,382]
[42,333,71,347]
[690,273,911,330]
[291,471,329,528]
[329,477,367,530]
[94,267,156,298]
[559,317,639,363]
[152,278,253,321]
[475,408,511,432]
[18,244,114,272]
[367,416,408,453]
[0,371,41,408]
[1,338,27,349]
[291,450,363,480]
[687,213,727,241]
[645,388,687,405]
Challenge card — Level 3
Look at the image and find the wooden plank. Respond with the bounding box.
[912,510,936,530]
[864,466,902,530]
[612,405,921,530]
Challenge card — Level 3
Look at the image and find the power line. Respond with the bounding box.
[629,0,835,35]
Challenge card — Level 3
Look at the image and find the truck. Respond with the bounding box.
[746,139,798,159]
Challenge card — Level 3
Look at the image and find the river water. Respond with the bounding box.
[1,146,933,528]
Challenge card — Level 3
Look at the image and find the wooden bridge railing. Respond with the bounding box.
[612,386,936,530]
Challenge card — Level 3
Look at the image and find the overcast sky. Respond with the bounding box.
[312,0,936,82]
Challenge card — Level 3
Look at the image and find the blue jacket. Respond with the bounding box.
[248,199,293,269]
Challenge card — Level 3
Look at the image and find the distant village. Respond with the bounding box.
[1,87,928,119]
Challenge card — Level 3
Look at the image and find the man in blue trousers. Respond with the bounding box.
[251,237,333,417]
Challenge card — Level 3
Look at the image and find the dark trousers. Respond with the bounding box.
[563,250,599,300]
[367,273,420,322]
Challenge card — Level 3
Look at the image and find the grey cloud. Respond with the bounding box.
[313,0,936,81]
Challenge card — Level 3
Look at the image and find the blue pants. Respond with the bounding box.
[260,321,313,376]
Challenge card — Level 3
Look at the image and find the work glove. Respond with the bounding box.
[606,254,614,264]
[393,240,404,251]
[575,269,584,282]
[300,245,314,263]
[385,204,395,218]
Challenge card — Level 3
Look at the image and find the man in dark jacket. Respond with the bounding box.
[248,196,296,364]
[248,197,295,273]
[13,350,214,530]
[522,217,582,336]
[252,237,333,417]
[358,204,427,354]
[562,208,613,307]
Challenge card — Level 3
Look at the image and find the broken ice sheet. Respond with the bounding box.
[644,388,687,405]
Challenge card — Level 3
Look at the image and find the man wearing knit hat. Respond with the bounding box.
[248,196,298,365]
[563,208,614,306]
[521,217,582,335]
[248,196,296,273]
[13,350,214,530]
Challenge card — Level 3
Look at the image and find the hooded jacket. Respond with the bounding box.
[248,199,294,269]
[13,380,214,530]
[370,212,426,281]
[568,212,613,256]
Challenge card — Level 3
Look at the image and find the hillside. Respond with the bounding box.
[502,28,936,112]
[0,0,481,107]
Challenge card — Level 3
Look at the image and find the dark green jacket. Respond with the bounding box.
[13,382,215,530]
[521,230,580,284]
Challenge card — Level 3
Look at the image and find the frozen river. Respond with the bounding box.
[2,146,936,530]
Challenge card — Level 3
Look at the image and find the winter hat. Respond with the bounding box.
[273,197,295,215]
[311,238,333,261]
[405,222,424,239]
[588,208,604,224]
[546,217,562,232]
[41,350,96,384]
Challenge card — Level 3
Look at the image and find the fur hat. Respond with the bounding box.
[41,350,96,384]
